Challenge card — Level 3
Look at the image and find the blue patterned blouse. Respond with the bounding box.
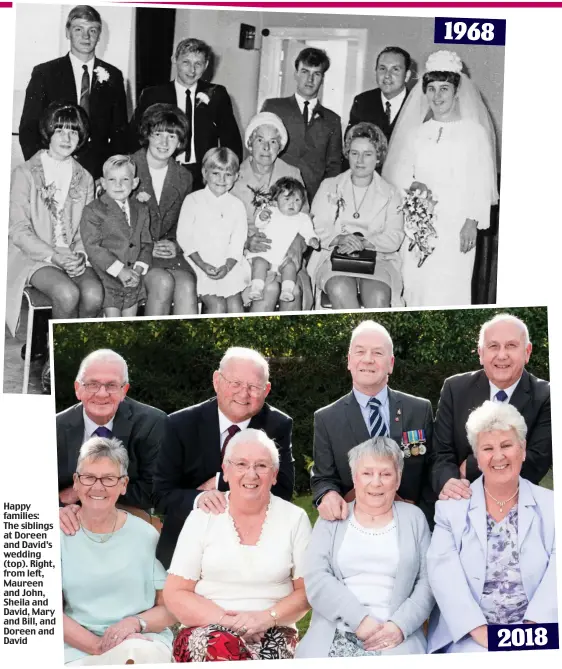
[480,506,529,624]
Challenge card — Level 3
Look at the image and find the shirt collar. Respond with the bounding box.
[353,385,389,408]
[382,87,406,108]
[175,79,198,96]
[489,377,521,401]
[83,408,114,438]
[295,93,318,113]
[69,51,95,74]
[217,408,252,435]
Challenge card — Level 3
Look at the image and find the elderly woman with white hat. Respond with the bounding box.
[231,111,313,311]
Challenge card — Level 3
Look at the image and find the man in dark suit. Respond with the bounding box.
[129,38,243,190]
[311,321,435,525]
[19,5,128,179]
[347,46,412,142]
[433,314,551,500]
[57,349,166,533]
[262,47,342,201]
[153,347,294,568]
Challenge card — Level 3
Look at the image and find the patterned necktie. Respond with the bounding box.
[185,89,193,162]
[221,424,241,461]
[495,390,508,402]
[80,64,90,115]
[368,397,388,439]
[303,100,310,126]
[94,426,113,439]
[120,202,130,226]
[385,100,392,123]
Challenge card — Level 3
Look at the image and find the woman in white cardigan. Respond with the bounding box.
[298,437,434,658]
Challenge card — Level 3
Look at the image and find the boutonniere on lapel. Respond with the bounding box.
[94,65,110,84]
[311,107,323,122]
[136,191,151,203]
[395,408,401,422]
[196,86,216,107]
[248,185,274,224]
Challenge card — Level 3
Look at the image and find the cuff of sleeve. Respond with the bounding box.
[134,261,149,276]
[45,255,53,264]
[347,605,371,633]
[107,260,124,277]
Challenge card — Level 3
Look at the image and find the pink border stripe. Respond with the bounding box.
[125,1,562,7]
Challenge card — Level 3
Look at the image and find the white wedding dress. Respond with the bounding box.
[387,118,494,306]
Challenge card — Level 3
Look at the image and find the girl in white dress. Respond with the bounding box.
[383,51,498,307]
[177,148,248,313]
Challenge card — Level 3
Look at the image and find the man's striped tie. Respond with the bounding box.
[368,397,388,439]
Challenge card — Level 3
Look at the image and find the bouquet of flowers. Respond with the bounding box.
[398,183,438,267]
[248,184,275,227]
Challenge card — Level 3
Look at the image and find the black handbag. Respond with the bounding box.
[330,233,377,275]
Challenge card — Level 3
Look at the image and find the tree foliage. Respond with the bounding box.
[52,307,549,492]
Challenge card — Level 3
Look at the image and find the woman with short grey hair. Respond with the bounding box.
[298,436,433,658]
[427,401,556,653]
[61,436,175,665]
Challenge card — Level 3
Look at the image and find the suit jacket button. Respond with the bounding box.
[127,261,132,266]
[129,243,134,248]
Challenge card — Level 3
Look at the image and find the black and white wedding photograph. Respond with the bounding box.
[4,3,505,394]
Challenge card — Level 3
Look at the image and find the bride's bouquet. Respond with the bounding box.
[398,183,438,267]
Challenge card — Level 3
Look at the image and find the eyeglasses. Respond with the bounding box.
[76,474,126,487]
[226,460,274,474]
[80,381,126,394]
[219,372,266,398]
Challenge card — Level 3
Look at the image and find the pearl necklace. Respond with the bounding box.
[484,485,519,513]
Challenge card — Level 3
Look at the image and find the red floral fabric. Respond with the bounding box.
[173,624,297,662]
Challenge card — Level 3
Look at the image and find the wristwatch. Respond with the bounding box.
[268,609,279,626]
[135,616,147,633]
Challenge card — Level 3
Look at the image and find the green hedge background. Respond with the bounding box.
[52,307,549,493]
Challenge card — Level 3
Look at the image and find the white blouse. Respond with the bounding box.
[148,164,168,204]
[169,494,312,612]
[336,513,399,630]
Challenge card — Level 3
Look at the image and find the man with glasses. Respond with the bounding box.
[57,348,166,534]
[153,346,294,568]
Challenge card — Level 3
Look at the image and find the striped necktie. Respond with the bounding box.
[368,397,388,439]
[80,64,90,115]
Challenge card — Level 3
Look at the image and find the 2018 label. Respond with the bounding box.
[489,623,559,651]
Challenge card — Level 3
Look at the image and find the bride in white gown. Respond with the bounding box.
[383,51,498,307]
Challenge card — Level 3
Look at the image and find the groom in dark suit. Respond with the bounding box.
[57,349,166,533]
[311,321,435,525]
[129,38,243,190]
[153,347,295,568]
[432,314,551,500]
[347,46,412,142]
[262,47,342,201]
[19,5,128,179]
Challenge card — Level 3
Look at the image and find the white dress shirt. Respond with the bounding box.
[489,377,521,402]
[192,409,252,510]
[82,409,115,445]
[382,87,407,124]
[294,93,318,122]
[69,52,95,103]
[174,79,197,165]
[353,385,390,433]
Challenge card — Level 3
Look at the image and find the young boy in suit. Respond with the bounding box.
[81,155,153,316]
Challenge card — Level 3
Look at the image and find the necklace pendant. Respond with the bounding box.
[353,212,360,219]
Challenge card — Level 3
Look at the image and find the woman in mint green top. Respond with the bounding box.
[61,436,175,665]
